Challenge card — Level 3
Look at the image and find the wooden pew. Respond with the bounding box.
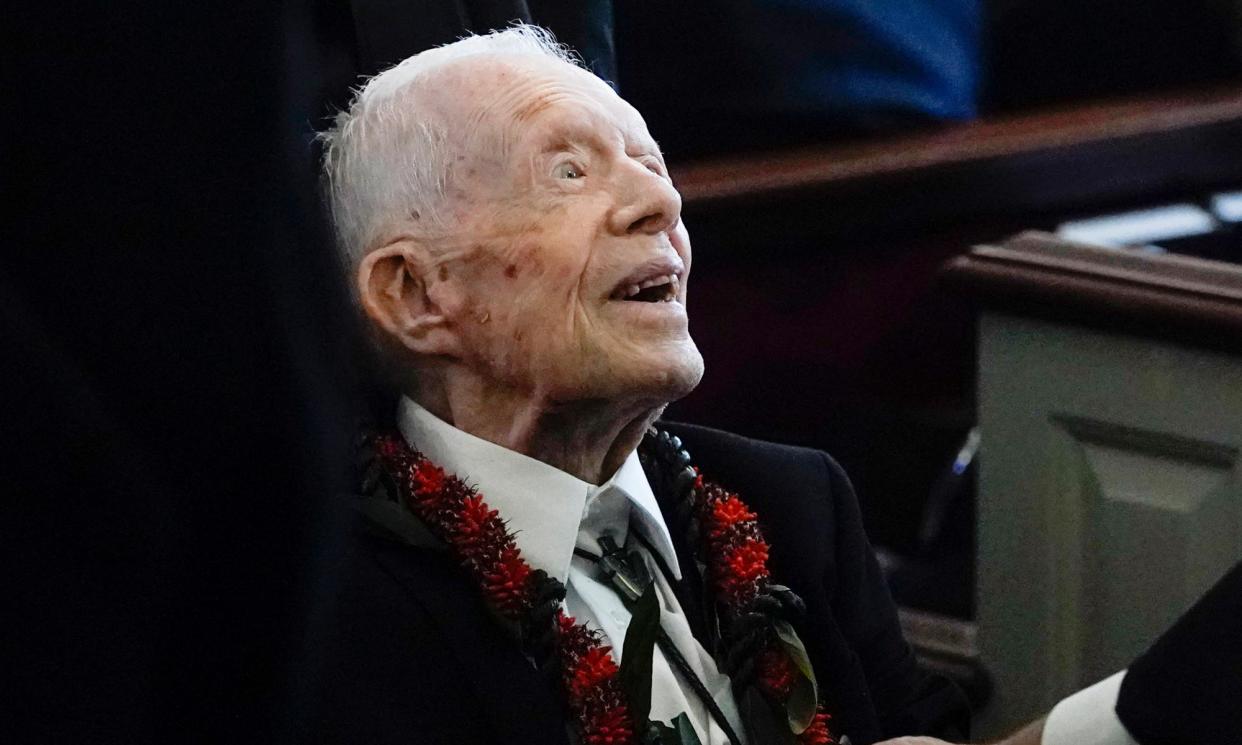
[944,232,1242,736]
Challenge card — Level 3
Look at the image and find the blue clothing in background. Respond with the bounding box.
[617,0,981,155]
[761,0,980,121]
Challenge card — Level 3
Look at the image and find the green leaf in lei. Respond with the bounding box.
[618,583,661,727]
[774,620,820,733]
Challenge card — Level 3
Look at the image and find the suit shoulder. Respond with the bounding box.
[656,421,852,575]
[658,420,848,489]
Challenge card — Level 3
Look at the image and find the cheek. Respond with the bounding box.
[502,237,585,306]
[495,240,546,282]
[670,222,691,266]
[466,241,561,340]
[470,231,601,364]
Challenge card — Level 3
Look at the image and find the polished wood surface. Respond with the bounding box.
[672,88,1242,208]
[944,231,1242,352]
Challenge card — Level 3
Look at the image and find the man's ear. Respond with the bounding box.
[357,240,461,357]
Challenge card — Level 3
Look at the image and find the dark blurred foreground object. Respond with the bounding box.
[1118,560,1242,745]
[615,0,982,158]
[2,4,620,743]
[3,3,357,743]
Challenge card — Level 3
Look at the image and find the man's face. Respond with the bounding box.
[423,56,704,406]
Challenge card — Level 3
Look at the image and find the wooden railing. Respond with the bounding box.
[943,231,1242,352]
[673,88,1242,208]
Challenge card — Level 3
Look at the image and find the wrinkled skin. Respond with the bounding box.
[358,54,704,483]
[873,715,1045,745]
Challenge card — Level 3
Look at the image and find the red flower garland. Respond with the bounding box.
[557,613,635,745]
[371,433,834,744]
[374,434,634,743]
[694,472,836,744]
[800,712,836,745]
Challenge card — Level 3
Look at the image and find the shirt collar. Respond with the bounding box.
[396,396,681,583]
[607,449,682,580]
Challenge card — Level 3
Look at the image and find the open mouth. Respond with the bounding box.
[610,273,681,303]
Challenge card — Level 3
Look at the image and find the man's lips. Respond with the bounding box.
[609,258,685,303]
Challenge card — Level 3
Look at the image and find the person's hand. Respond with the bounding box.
[875,717,1045,745]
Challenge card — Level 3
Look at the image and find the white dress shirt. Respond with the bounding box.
[398,397,747,744]
[1041,671,1139,745]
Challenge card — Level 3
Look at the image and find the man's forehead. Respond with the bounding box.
[524,97,656,151]
[434,54,656,152]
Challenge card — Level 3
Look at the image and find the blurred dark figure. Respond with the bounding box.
[616,0,983,158]
[1117,558,1242,745]
[314,0,617,127]
[3,4,619,744]
[986,0,1242,111]
[4,3,356,744]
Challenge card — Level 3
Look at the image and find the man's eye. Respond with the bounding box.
[553,162,584,180]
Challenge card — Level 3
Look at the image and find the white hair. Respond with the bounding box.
[319,24,582,281]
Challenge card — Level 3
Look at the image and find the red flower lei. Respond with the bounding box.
[371,433,834,745]
[693,471,835,745]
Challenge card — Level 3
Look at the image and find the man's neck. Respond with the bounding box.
[409,377,663,485]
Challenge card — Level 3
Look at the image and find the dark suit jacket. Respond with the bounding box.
[1116,560,1242,745]
[308,422,969,744]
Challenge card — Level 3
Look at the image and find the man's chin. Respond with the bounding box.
[543,345,704,407]
[668,355,706,401]
[629,351,705,405]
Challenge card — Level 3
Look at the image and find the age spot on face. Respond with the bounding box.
[438,266,449,281]
[504,264,518,279]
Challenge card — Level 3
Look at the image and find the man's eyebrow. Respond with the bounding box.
[628,142,663,158]
[536,121,609,153]
[626,142,666,168]
[623,126,664,159]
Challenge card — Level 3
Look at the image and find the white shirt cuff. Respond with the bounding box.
[1041,671,1140,745]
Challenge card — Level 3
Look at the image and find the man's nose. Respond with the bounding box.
[608,164,682,237]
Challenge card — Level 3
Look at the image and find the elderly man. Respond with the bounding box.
[315,26,967,745]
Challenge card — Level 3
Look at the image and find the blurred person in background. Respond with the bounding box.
[615,0,982,157]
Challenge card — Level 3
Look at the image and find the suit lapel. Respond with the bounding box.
[657,422,885,743]
[797,597,882,743]
[640,447,715,648]
[370,541,571,745]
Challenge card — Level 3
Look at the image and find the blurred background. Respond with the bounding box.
[7,1,1242,741]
